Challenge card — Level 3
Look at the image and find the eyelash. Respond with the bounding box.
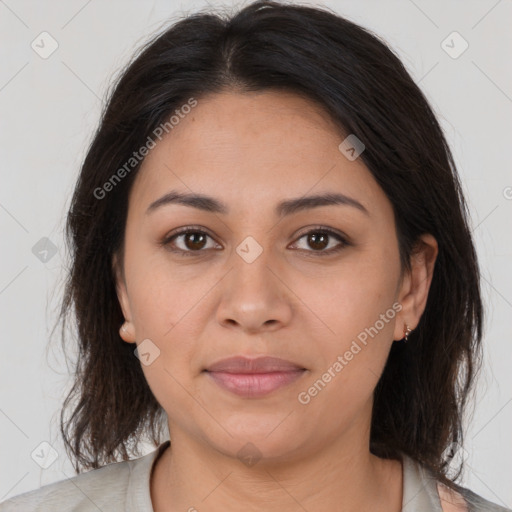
[160,225,350,257]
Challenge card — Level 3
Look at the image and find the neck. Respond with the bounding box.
[150,420,403,512]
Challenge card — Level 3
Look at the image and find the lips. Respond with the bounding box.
[203,356,307,398]
[204,356,306,373]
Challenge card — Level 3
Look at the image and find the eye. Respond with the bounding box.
[290,227,349,256]
[161,225,350,257]
[161,226,220,256]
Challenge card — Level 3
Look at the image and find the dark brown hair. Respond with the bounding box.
[58,0,483,492]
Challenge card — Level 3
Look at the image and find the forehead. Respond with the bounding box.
[128,90,387,217]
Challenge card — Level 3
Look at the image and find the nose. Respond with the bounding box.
[215,248,294,334]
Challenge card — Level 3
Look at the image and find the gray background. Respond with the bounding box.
[1,0,511,506]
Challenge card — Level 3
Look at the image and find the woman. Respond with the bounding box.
[1,1,509,511]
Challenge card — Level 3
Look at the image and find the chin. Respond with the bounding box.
[203,417,307,464]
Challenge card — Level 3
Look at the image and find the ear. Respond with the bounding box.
[112,252,136,344]
[393,233,438,341]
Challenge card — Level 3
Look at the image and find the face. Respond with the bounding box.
[114,90,437,464]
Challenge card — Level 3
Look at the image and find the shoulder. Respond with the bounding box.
[0,458,132,512]
[437,483,469,511]
[402,453,511,512]
[437,481,512,512]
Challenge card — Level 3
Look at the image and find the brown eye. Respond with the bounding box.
[162,226,349,257]
[162,228,220,256]
[181,232,208,251]
[306,232,329,251]
[291,228,349,255]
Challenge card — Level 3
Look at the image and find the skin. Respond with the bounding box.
[113,90,438,512]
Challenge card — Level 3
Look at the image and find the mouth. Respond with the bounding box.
[204,369,307,398]
[202,356,307,398]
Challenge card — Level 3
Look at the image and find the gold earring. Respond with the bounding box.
[403,324,412,342]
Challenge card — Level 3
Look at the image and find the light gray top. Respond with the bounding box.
[1,441,510,511]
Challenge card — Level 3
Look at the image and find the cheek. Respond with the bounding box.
[301,244,400,340]
[293,242,400,405]
[128,271,200,414]
[125,244,194,336]
[295,266,398,425]
[125,254,214,379]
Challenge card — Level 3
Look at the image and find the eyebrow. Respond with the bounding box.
[146,190,369,217]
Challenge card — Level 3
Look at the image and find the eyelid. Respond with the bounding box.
[292,225,348,241]
[164,224,215,240]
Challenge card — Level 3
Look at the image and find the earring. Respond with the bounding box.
[403,324,412,342]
